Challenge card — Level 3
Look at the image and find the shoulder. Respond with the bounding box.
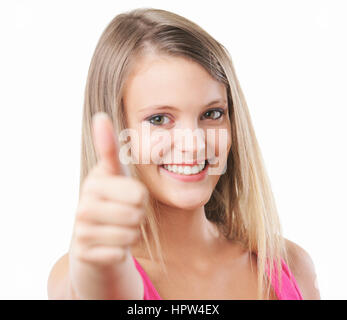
[284,238,321,300]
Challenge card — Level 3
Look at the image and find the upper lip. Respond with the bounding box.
[161,160,208,166]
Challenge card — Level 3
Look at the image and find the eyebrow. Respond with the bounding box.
[138,99,227,113]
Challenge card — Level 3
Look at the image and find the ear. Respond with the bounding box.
[284,238,321,300]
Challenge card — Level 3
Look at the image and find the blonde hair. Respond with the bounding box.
[79,7,293,299]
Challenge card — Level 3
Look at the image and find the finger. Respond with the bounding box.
[92,112,129,176]
[83,175,149,208]
[78,245,128,266]
[78,223,141,247]
[77,199,146,227]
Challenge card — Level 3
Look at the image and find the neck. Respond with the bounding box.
[133,202,225,268]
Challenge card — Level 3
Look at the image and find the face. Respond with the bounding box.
[122,54,231,211]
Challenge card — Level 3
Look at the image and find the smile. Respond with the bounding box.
[161,160,207,175]
[159,160,209,182]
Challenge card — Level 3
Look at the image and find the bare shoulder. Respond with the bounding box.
[284,238,321,300]
[47,252,70,299]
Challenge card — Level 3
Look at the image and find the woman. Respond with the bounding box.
[47,7,320,300]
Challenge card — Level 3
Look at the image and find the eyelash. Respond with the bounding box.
[146,108,226,126]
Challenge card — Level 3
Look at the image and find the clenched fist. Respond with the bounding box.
[68,112,148,299]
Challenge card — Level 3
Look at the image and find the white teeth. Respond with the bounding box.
[191,166,199,174]
[183,166,191,175]
[162,162,206,175]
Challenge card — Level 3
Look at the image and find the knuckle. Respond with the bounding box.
[112,247,126,260]
[76,197,99,222]
[74,223,91,243]
[129,211,140,224]
[102,248,125,265]
[116,248,127,262]
[133,182,148,205]
[75,201,90,220]
[128,229,141,244]
[99,255,113,266]
[96,247,126,266]
[73,244,89,263]
[131,208,145,224]
[81,176,99,196]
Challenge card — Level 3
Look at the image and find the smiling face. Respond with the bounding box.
[122,54,231,211]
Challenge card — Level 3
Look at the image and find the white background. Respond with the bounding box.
[0,0,346,299]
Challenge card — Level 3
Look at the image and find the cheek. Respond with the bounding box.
[206,128,231,158]
[130,126,172,165]
[149,132,172,164]
[205,127,231,175]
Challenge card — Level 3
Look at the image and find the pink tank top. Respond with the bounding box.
[132,256,303,300]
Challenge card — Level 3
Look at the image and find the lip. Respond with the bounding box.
[159,161,209,182]
[162,163,205,166]
[160,159,208,166]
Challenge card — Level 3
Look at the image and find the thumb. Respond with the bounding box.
[92,112,128,176]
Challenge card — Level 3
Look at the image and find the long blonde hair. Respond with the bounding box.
[79,7,292,299]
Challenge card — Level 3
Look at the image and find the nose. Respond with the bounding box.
[172,122,206,163]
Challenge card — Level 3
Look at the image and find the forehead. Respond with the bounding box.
[123,54,227,112]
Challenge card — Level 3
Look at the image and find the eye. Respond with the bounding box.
[146,114,171,126]
[202,108,225,120]
[145,108,226,126]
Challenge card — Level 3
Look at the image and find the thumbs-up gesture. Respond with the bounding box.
[68,112,148,299]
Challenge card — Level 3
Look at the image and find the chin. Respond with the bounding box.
[175,202,207,211]
[163,191,212,210]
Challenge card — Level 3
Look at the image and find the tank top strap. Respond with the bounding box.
[133,254,303,300]
[132,256,162,300]
[265,257,303,300]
